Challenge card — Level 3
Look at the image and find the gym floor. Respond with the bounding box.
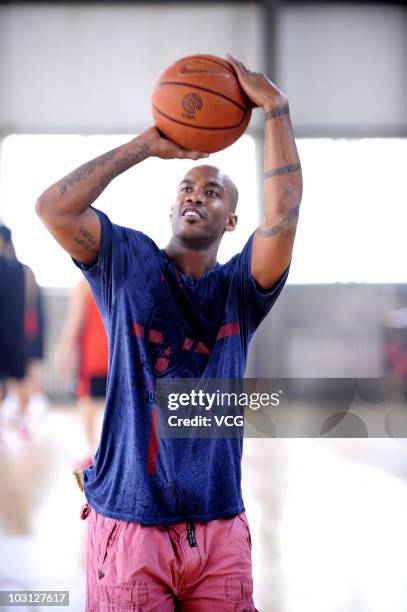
[1,402,407,612]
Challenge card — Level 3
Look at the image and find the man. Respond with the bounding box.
[36,56,302,611]
[0,226,26,415]
[55,278,108,468]
[0,224,44,438]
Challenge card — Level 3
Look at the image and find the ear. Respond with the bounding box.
[224,213,238,233]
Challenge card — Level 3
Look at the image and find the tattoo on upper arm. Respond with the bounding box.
[265,162,301,179]
[265,107,290,121]
[74,226,97,253]
[57,142,150,196]
[256,205,300,238]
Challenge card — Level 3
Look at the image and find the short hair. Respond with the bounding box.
[225,177,239,213]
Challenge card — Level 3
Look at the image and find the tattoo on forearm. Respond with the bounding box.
[57,149,116,194]
[57,142,150,196]
[256,205,300,238]
[265,107,289,121]
[74,226,97,253]
[265,162,301,179]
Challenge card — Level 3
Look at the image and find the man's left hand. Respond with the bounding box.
[226,54,288,111]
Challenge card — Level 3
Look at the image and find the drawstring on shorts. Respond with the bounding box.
[186,521,197,547]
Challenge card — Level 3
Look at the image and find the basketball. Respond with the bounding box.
[151,54,252,153]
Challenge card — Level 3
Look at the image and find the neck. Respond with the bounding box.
[165,237,219,278]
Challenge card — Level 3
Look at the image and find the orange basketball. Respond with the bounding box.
[151,54,252,154]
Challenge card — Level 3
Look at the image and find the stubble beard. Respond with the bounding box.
[173,222,221,252]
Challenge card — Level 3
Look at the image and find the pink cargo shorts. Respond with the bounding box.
[82,504,258,611]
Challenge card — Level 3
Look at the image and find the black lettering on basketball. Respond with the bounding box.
[182,93,204,117]
[177,56,235,77]
[179,61,225,76]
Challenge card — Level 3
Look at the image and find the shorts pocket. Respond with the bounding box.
[225,576,254,603]
[91,582,149,610]
[236,513,252,549]
[97,518,124,577]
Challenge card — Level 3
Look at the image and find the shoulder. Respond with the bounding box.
[218,234,255,277]
[116,224,158,251]
[95,208,160,257]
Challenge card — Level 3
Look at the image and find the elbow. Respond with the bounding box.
[35,192,55,223]
[35,197,43,220]
[35,194,48,220]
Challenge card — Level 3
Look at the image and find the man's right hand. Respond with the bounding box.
[142,126,209,161]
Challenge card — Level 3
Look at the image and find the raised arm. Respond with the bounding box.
[36,128,208,265]
[227,55,302,289]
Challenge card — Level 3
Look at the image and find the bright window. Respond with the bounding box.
[290,138,407,283]
[1,136,406,286]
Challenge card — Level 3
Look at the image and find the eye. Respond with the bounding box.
[180,185,192,192]
[206,190,218,197]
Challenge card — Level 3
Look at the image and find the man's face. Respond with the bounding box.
[170,166,237,250]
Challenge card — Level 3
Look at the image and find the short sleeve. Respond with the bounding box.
[72,208,156,318]
[227,233,289,335]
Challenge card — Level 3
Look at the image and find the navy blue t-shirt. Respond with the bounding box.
[75,208,288,525]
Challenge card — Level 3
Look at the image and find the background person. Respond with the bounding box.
[0,224,47,438]
[55,278,108,468]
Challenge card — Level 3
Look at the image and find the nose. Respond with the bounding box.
[186,191,203,205]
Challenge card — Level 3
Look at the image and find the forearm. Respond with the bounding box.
[226,54,302,286]
[36,132,151,219]
[259,104,302,234]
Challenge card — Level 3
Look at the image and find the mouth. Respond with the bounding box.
[181,206,205,220]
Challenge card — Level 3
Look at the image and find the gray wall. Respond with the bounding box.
[247,284,399,378]
[277,4,407,136]
[0,3,263,134]
[0,3,405,135]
